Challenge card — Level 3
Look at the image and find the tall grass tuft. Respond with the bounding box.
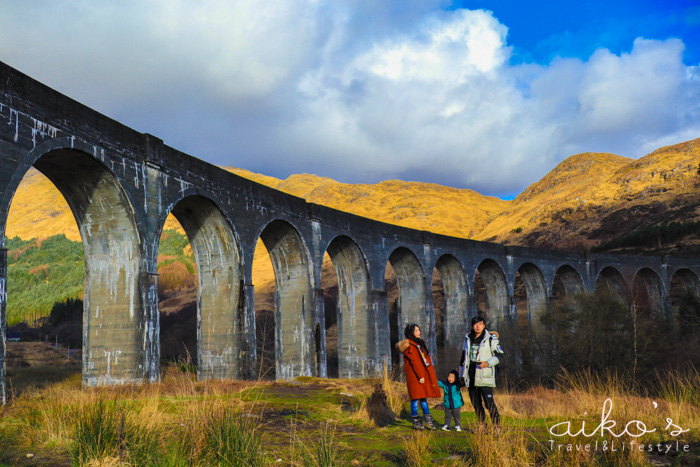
[71,399,161,466]
[200,406,266,466]
[402,430,433,467]
[71,399,123,464]
[310,422,341,467]
[381,359,407,416]
[464,422,533,466]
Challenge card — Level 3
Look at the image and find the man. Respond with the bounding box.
[458,316,502,431]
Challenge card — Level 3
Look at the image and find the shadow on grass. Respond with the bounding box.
[5,366,81,399]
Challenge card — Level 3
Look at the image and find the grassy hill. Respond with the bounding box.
[475,138,700,253]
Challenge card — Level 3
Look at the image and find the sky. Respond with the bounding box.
[1,1,699,198]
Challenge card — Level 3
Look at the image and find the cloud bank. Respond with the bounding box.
[1,1,698,196]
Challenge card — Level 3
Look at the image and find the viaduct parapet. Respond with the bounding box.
[1,61,698,403]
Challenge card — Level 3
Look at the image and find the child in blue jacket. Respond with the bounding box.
[438,370,464,431]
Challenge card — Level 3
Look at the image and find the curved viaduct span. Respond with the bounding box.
[1,61,699,402]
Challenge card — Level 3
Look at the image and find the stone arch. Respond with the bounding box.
[552,265,584,304]
[515,262,548,321]
[433,255,468,355]
[670,268,700,328]
[388,248,429,353]
[163,195,244,380]
[258,219,315,379]
[325,235,373,378]
[631,268,665,319]
[474,259,509,322]
[595,267,630,307]
[15,148,145,386]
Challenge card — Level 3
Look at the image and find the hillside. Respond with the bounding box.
[475,138,700,254]
[226,168,509,239]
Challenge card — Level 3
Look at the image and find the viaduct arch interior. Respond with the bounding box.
[387,248,428,368]
[32,149,143,386]
[552,265,584,305]
[168,196,243,380]
[258,220,316,380]
[474,259,509,323]
[513,262,547,375]
[631,268,665,319]
[596,267,630,307]
[325,236,372,378]
[670,268,700,327]
[433,255,468,372]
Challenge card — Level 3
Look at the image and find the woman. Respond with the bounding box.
[396,323,440,430]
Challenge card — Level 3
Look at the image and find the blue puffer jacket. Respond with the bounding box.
[438,380,464,410]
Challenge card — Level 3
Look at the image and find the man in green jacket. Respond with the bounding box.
[458,316,502,430]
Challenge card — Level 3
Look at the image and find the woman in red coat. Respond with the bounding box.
[396,323,440,430]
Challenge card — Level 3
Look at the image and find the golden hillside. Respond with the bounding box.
[476,137,700,253]
[225,168,509,239]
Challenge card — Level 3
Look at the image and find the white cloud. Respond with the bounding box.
[0,2,698,196]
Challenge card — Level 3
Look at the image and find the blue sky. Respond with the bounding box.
[1,1,698,198]
[455,0,700,65]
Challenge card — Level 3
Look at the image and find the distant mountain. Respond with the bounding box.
[475,138,700,254]
[225,168,508,239]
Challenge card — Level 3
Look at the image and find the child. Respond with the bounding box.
[438,369,464,431]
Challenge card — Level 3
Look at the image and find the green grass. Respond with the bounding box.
[1,370,699,466]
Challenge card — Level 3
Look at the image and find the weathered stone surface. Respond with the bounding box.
[1,61,699,402]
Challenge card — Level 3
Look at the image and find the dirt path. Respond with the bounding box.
[5,342,81,368]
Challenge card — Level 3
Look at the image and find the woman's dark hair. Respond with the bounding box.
[403,323,429,354]
[404,323,419,339]
[471,316,485,326]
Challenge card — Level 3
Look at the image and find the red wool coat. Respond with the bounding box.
[397,339,441,399]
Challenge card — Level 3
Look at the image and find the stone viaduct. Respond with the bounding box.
[1,61,699,403]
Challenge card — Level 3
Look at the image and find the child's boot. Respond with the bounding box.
[423,413,437,430]
[412,416,424,430]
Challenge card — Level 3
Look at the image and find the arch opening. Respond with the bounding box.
[595,267,630,308]
[670,268,700,331]
[10,150,145,386]
[631,268,665,320]
[326,236,373,378]
[156,215,197,374]
[257,220,315,380]
[474,259,509,322]
[4,167,84,389]
[387,248,429,370]
[552,265,584,306]
[433,255,468,375]
[320,251,339,378]
[165,196,243,380]
[514,263,547,377]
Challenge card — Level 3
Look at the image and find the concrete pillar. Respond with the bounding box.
[371,289,390,376]
[241,283,257,380]
[314,287,327,378]
[143,271,160,383]
[0,247,6,404]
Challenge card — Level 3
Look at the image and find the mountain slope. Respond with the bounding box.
[475,138,700,253]
[224,168,509,239]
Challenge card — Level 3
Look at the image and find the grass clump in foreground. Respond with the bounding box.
[1,365,700,466]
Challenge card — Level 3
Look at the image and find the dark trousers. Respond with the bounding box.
[468,386,500,426]
[444,406,462,427]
